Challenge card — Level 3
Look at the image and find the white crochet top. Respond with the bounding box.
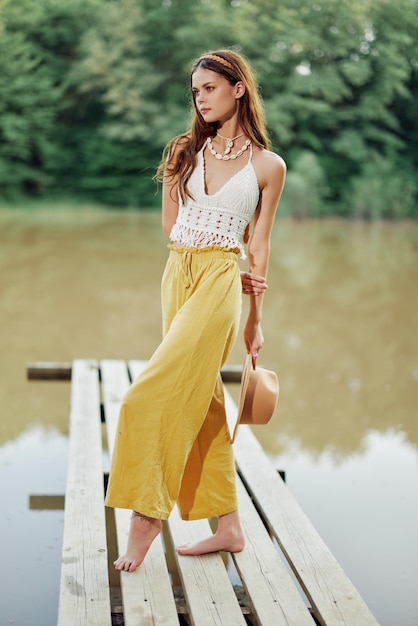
[169,141,260,259]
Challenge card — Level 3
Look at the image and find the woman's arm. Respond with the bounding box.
[244,151,286,355]
[162,176,179,239]
[162,139,187,238]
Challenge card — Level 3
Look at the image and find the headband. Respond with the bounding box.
[199,54,235,73]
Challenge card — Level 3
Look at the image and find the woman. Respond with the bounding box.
[105,49,286,572]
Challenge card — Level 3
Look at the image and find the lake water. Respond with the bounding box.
[1,208,417,626]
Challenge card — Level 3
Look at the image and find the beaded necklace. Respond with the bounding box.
[207,136,251,161]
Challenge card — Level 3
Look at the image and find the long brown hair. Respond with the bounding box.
[156,49,270,203]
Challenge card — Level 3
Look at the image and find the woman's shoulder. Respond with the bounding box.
[168,133,191,156]
[255,146,286,171]
[252,146,286,189]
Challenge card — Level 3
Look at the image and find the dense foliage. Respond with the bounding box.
[0,0,417,216]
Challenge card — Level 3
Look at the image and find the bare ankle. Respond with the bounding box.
[176,512,245,557]
[113,511,162,572]
[132,510,152,521]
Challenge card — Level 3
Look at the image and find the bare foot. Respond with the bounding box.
[114,511,162,572]
[176,511,245,556]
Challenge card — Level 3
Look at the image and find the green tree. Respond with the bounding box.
[280,151,329,218]
[0,28,60,195]
[235,0,417,215]
[0,0,417,214]
[70,0,241,204]
[0,0,103,198]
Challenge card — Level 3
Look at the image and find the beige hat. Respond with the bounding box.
[230,354,279,443]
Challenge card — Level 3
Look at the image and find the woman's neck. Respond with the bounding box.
[213,124,246,155]
[216,123,243,139]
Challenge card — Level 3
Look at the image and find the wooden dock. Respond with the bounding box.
[28,359,379,626]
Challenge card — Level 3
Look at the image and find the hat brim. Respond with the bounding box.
[229,354,279,443]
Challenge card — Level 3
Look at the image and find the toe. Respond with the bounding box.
[176,543,191,553]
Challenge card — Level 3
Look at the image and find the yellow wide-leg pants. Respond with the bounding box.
[105,246,242,520]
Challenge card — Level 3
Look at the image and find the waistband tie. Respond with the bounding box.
[181,250,193,289]
[168,244,240,289]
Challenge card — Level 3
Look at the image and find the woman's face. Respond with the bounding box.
[191,67,243,125]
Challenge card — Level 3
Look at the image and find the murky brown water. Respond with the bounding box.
[1,208,417,625]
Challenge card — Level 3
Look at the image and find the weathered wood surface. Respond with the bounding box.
[29,495,65,510]
[30,359,379,626]
[27,361,72,380]
[232,478,313,625]
[27,360,242,383]
[168,508,247,626]
[225,389,380,626]
[57,359,111,626]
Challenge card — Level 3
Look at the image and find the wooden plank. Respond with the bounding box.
[26,360,241,383]
[114,508,180,626]
[168,507,247,626]
[234,477,314,625]
[127,359,147,384]
[57,359,111,626]
[224,390,379,626]
[221,365,242,384]
[101,359,179,626]
[27,361,72,380]
[29,495,65,510]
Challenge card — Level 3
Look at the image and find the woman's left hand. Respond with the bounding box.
[240,271,267,296]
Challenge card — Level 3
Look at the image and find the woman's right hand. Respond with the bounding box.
[240,271,268,296]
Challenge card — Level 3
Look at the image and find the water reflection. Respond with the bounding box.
[0,426,67,626]
[1,209,418,625]
[255,219,418,458]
